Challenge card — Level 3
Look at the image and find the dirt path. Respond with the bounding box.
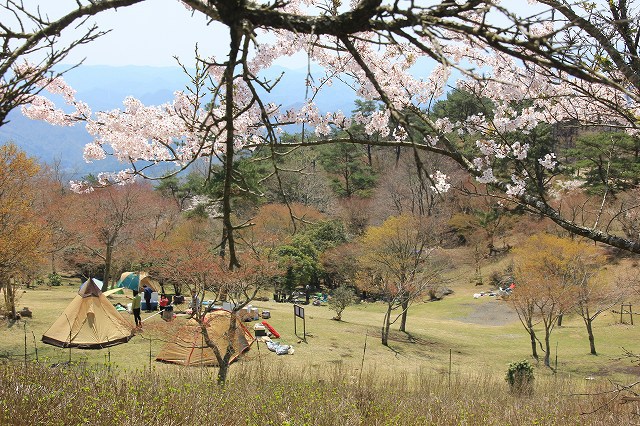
[457,299,519,326]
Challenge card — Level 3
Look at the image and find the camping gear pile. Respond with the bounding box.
[239,304,260,321]
[265,340,294,355]
[253,320,293,355]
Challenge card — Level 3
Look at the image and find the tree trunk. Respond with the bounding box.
[217,313,239,384]
[382,305,392,346]
[102,243,113,292]
[557,314,563,327]
[586,317,597,355]
[201,315,234,386]
[399,299,408,332]
[529,326,538,360]
[219,27,242,271]
[10,283,16,319]
[344,162,352,198]
[217,360,230,385]
[4,279,16,319]
[543,329,551,368]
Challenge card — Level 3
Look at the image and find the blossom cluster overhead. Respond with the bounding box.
[19,0,638,202]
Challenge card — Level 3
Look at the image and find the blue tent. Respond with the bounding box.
[117,271,158,292]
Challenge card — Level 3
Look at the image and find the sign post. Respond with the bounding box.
[293,304,306,342]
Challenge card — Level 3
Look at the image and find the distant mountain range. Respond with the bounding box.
[0,65,358,176]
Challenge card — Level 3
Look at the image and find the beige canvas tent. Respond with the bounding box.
[42,278,135,348]
[156,310,255,367]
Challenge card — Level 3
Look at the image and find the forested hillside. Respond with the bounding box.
[3,87,639,352]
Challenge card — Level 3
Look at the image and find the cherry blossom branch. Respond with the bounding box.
[1,0,144,125]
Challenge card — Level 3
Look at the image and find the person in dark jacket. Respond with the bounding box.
[143,284,153,312]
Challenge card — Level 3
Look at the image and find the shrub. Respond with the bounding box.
[48,273,62,287]
[506,359,534,395]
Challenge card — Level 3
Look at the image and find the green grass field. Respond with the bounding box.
[2,272,639,386]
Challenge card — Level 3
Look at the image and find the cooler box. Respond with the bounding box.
[141,292,159,310]
[254,324,267,337]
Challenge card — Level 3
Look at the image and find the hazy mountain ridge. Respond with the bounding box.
[0,65,358,175]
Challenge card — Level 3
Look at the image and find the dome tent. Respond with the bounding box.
[156,310,255,367]
[42,278,134,348]
[116,271,159,292]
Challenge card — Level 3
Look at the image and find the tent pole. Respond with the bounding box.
[32,331,38,363]
[23,323,27,367]
[142,310,163,323]
[66,314,72,364]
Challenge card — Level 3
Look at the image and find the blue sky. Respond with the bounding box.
[30,1,546,69]
[25,0,229,67]
[31,0,309,68]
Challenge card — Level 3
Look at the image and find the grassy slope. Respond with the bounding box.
[2,253,639,386]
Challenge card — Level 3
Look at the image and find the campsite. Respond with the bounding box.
[7,272,637,378]
[5,1,640,424]
[3,255,640,425]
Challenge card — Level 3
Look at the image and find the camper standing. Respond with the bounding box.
[143,284,153,312]
[132,290,142,328]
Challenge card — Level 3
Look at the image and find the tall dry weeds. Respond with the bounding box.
[0,360,637,425]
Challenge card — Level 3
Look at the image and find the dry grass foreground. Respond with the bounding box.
[2,361,639,426]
